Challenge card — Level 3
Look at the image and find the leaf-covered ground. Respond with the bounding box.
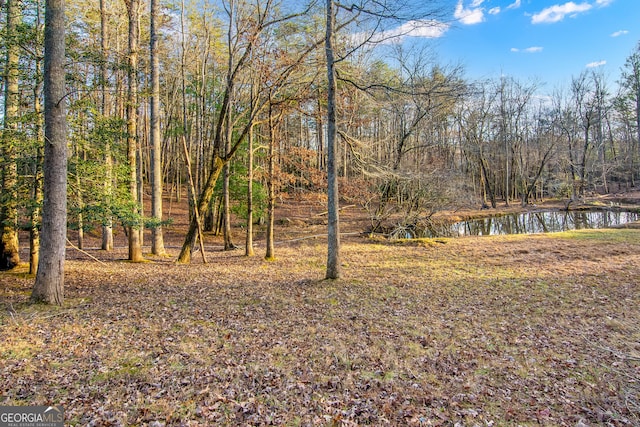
[1,226,639,426]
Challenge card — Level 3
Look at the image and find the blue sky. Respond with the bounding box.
[384,0,639,92]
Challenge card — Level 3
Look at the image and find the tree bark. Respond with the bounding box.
[222,147,235,250]
[31,0,67,305]
[325,0,341,279]
[1,0,21,270]
[125,0,144,262]
[29,2,44,275]
[222,0,236,251]
[265,99,276,260]
[245,121,255,257]
[150,0,167,256]
[100,0,113,251]
[30,141,43,276]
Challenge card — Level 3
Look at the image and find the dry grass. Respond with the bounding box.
[1,227,639,426]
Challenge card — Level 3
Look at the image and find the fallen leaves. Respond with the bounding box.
[1,229,639,425]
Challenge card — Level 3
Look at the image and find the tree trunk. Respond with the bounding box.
[222,0,236,251]
[30,142,43,275]
[245,121,255,257]
[76,146,84,249]
[316,94,324,170]
[125,0,144,262]
[32,0,67,305]
[150,0,167,256]
[1,0,21,270]
[29,3,44,275]
[265,100,276,260]
[479,155,496,208]
[222,156,235,250]
[177,156,225,263]
[100,0,114,251]
[325,0,341,279]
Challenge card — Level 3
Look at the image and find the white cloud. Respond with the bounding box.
[360,20,450,45]
[454,0,485,25]
[511,46,543,53]
[595,0,614,6]
[507,0,522,10]
[531,2,592,24]
[611,30,628,37]
[394,20,450,39]
[489,7,501,15]
[586,60,607,68]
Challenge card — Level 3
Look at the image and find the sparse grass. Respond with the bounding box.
[1,228,639,425]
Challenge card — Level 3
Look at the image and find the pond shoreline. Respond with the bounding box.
[405,190,640,238]
[434,190,640,223]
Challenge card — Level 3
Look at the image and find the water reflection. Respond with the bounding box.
[430,210,640,237]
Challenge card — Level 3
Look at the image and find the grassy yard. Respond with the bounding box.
[1,229,639,426]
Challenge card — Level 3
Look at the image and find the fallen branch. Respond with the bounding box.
[66,238,108,266]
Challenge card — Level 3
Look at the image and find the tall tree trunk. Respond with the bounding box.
[316,94,324,170]
[1,0,21,270]
[137,132,145,247]
[245,121,255,257]
[125,0,143,262]
[30,145,43,275]
[100,0,114,251]
[150,0,166,256]
[29,2,44,275]
[32,0,67,305]
[222,142,235,250]
[75,145,84,249]
[30,98,44,276]
[325,0,341,279]
[222,0,236,251]
[265,99,276,260]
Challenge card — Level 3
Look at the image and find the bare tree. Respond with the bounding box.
[323,0,448,276]
[619,42,640,182]
[325,0,341,279]
[456,82,499,208]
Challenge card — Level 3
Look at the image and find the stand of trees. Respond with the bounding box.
[1,0,639,300]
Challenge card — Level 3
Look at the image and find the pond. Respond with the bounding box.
[421,209,640,238]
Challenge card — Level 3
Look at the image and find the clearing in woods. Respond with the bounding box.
[1,194,639,425]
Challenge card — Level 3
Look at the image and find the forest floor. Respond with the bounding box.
[1,191,640,426]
